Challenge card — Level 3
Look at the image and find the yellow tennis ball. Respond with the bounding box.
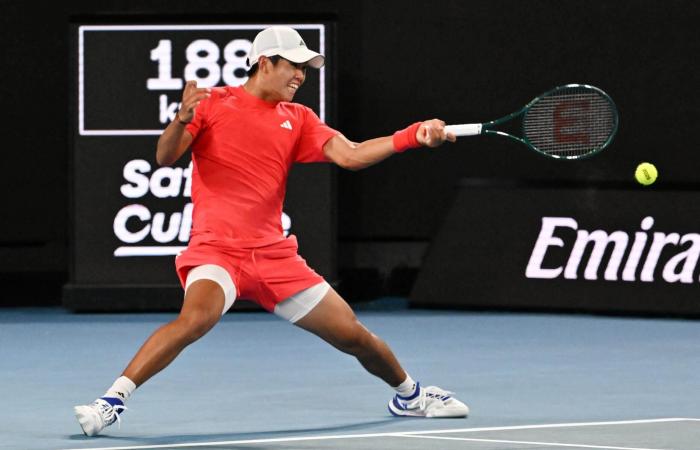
[635,162,657,186]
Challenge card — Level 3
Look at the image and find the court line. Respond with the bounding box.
[60,417,695,450]
[402,417,693,436]
[396,434,668,450]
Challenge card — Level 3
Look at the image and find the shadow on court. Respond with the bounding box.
[65,418,397,444]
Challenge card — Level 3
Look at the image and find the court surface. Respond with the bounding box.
[1,301,698,450]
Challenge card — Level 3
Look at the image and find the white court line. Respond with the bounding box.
[396,434,668,450]
[60,417,696,450]
[402,417,691,436]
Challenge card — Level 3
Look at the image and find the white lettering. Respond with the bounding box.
[526,215,700,285]
[178,203,193,242]
[150,166,183,198]
[622,217,654,281]
[147,40,184,91]
[564,230,628,280]
[183,162,193,197]
[184,39,221,87]
[114,204,151,243]
[151,212,181,243]
[114,203,192,246]
[159,94,180,124]
[525,217,577,279]
[121,159,191,198]
[662,233,700,283]
[121,160,151,198]
[640,232,680,281]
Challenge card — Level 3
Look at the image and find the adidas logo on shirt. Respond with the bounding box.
[280,120,293,130]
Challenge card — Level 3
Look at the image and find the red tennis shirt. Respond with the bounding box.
[185,85,338,245]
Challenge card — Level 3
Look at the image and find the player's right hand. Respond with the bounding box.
[417,119,456,148]
[177,80,211,124]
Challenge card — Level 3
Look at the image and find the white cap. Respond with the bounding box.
[246,26,325,69]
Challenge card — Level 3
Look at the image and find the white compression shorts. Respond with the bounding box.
[184,264,330,322]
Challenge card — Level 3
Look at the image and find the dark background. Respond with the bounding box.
[2,0,699,307]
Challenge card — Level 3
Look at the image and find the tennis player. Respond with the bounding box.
[74,26,468,436]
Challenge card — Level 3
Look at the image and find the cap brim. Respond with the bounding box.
[279,47,325,69]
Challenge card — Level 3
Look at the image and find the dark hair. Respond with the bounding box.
[247,55,282,77]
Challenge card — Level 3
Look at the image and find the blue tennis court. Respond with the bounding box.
[1,302,698,450]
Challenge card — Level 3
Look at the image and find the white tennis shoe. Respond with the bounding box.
[388,383,469,418]
[74,398,126,436]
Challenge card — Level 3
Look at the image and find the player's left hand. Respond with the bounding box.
[417,119,457,147]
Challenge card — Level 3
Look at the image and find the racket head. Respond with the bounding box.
[518,84,619,160]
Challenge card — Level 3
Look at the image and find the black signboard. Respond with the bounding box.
[411,180,700,316]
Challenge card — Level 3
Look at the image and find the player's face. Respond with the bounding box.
[268,57,307,102]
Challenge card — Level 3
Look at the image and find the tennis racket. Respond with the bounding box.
[445,84,619,160]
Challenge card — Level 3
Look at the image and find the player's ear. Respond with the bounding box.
[259,56,272,73]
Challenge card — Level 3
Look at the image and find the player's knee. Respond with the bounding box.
[333,320,374,355]
[175,312,218,342]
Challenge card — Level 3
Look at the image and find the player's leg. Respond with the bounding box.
[293,286,406,386]
[74,264,236,436]
[122,278,225,385]
[288,285,469,418]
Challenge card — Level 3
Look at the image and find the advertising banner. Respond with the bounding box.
[411,180,700,316]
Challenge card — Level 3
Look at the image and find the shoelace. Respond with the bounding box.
[398,386,455,411]
[95,400,128,429]
[420,387,455,412]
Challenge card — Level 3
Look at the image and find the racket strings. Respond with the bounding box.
[523,88,616,157]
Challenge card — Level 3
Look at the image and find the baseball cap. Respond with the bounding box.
[246,26,325,69]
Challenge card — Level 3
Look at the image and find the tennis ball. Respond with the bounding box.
[635,162,657,186]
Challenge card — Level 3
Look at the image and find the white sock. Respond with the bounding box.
[393,375,418,398]
[103,376,137,403]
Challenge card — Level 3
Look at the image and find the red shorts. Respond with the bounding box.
[175,234,324,312]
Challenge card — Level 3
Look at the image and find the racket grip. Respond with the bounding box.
[445,123,483,137]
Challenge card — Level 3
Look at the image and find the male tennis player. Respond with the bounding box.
[74,26,468,436]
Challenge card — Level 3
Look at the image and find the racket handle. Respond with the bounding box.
[445,123,483,137]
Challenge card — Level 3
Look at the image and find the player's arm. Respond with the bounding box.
[156,81,210,166]
[323,119,456,171]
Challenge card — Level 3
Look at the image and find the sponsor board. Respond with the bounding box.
[411,181,700,316]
